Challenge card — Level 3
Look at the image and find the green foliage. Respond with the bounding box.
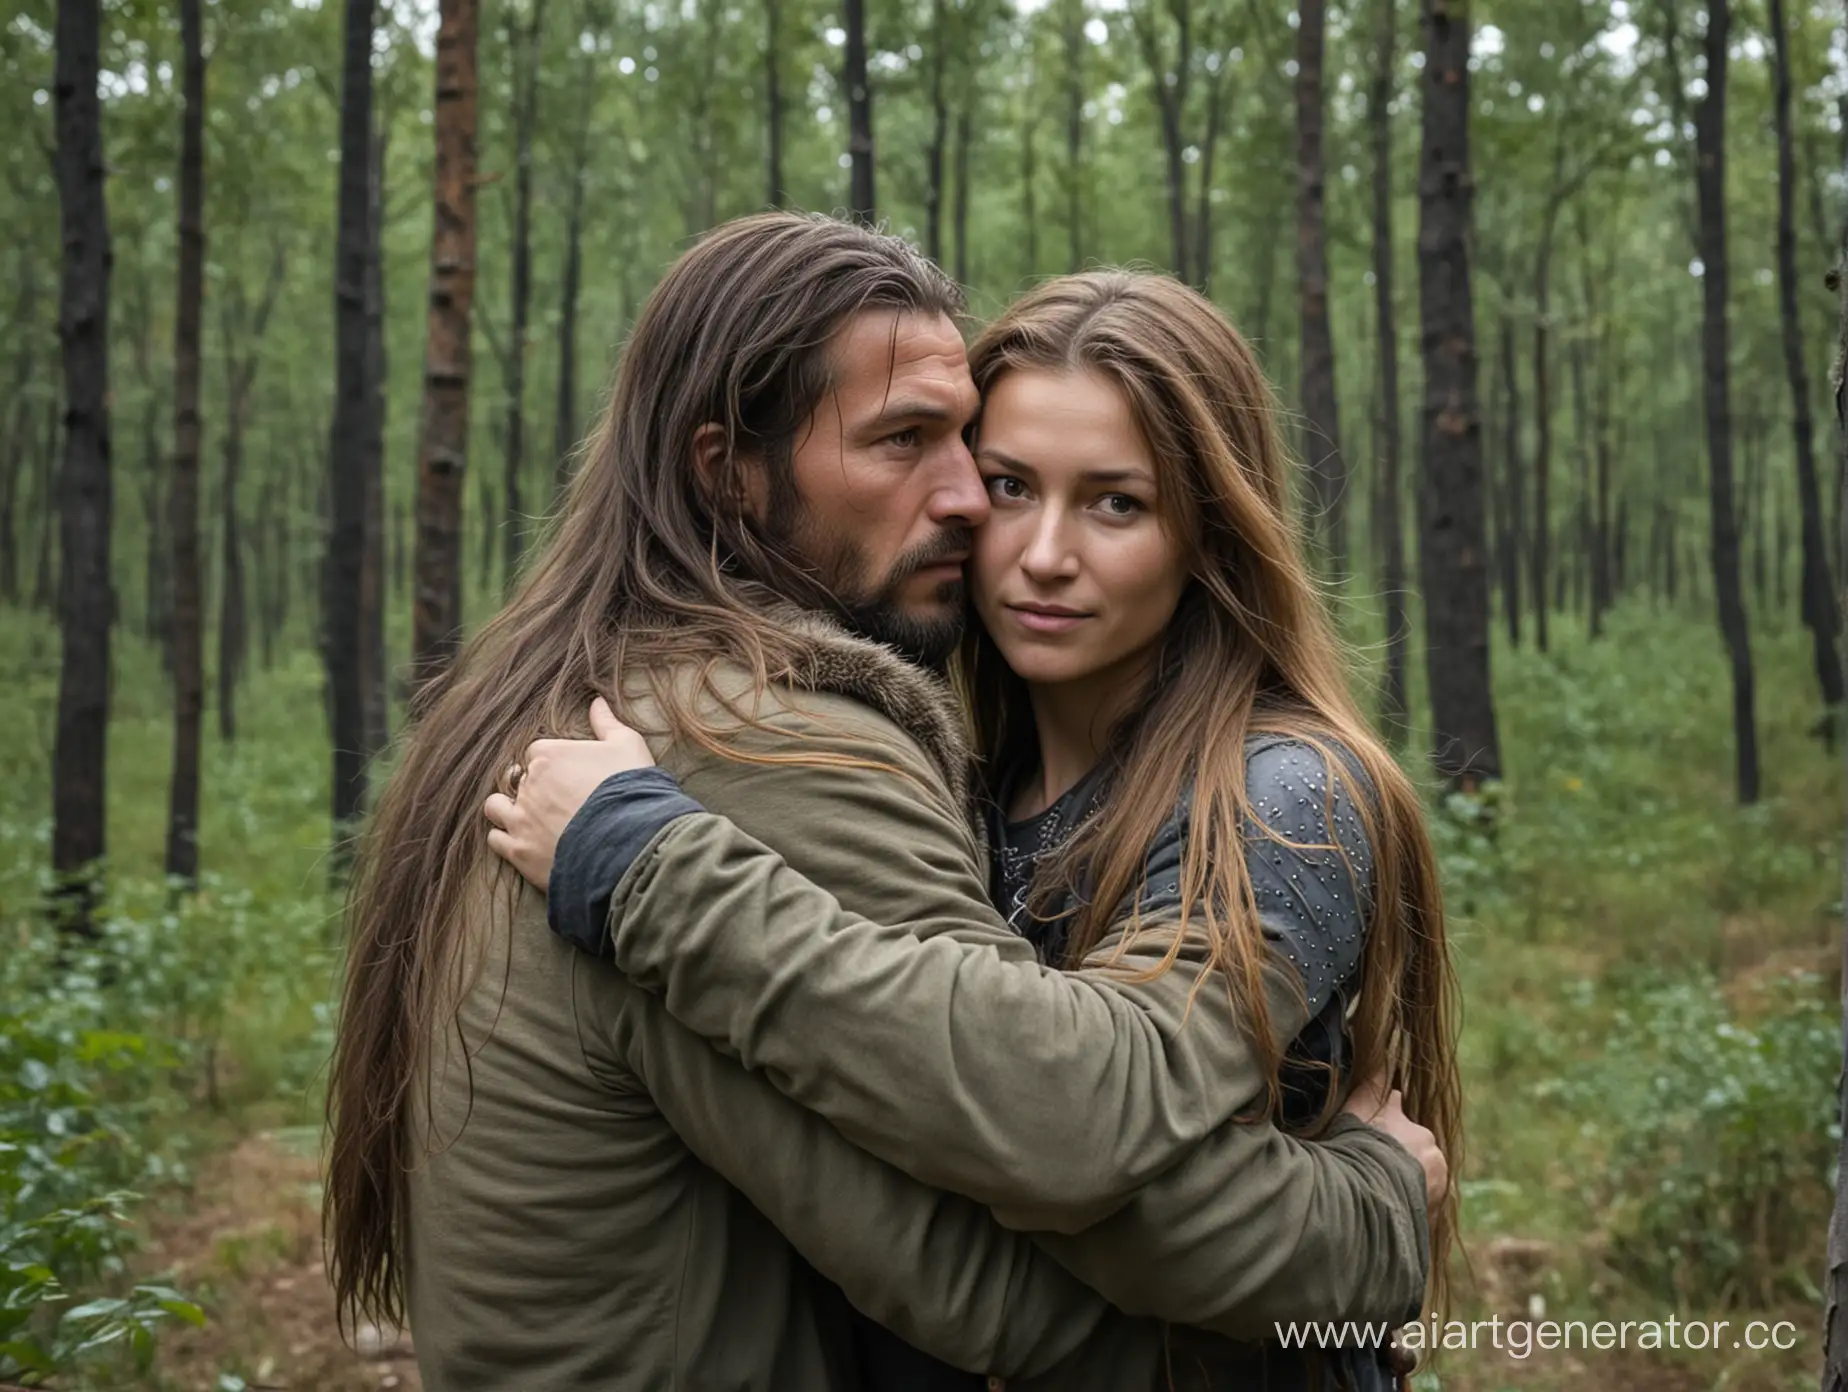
[1559,973,1839,1309]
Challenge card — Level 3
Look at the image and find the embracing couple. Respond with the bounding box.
[325,211,1460,1391]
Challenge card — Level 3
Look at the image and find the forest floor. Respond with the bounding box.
[1,596,1837,1392]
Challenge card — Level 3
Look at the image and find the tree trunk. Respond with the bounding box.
[924,0,948,264]
[1498,312,1523,644]
[34,396,59,613]
[327,0,377,838]
[1192,60,1229,301]
[502,0,544,592]
[1297,0,1347,582]
[165,0,207,883]
[412,0,478,689]
[953,109,971,287]
[218,395,245,742]
[765,0,785,208]
[362,127,389,764]
[52,0,113,927]
[1370,0,1408,736]
[1692,0,1758,803]
[1769,0,1843,724]
[1415,0,1501,788]
[1021,107,1038,278]
[1822,34,1848,1376]
[844,0,874,220]
[1061,0,1084,271]
[1529,150,1566,654]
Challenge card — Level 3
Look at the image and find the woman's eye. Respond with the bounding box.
[986,476,1027,500]
[1098,493,1143,517]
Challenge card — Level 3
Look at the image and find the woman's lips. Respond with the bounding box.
[1006,605,1092,634]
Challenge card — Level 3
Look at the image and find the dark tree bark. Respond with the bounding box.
[1824,38,1848,1376]
[1529,139,1568,655]
[924,0,949,264]
[1415,0,1501,788]
[554,126,587,493]
[1021,105,1038,278]
[502,0,545,591]
[844,0,874,220]
[1297,0,1348,581]
[952,109,971,287]
[1060,0,1085,271]
[362,126,390,764]
[1768,0,1842,725]
[764,0,786,207]
[1369,0,1409,735]
[1497,312,1523,644]
[164,0,207,884]
[326,0,379,837]
[412,0,479,688]
[52,0,114,924]
[1686,0,1758,802]
[1191,48,1231,300]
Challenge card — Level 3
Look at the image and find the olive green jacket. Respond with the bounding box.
[405,609,1425,1390]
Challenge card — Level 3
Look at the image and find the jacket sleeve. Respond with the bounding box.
[583,964,1164,1383]
[578,712,1268,1229]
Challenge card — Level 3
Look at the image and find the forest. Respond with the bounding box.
[2,0,1846,1380]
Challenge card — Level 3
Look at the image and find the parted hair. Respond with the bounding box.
[957,270,1462,1312]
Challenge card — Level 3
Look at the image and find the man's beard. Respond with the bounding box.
[785,517,972,667]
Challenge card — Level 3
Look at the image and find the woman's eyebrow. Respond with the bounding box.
[977,447,1153,489]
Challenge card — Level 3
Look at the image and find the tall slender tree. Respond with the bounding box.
[844,0,874,219]
[1664,0,1757,801]
[1415,0,1500,787]
[52,0,113,926]
[327,0,379,838]
[412,0,480,686]
[764,0,786,207]
[165,0,206,885]
[1060,0,1087,271]
[1768,0,1842,726]
[502,0,546,589]
[1369,0,1408,736]
[1297,0,1348,580]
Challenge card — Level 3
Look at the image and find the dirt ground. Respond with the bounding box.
[139,1129,420,1392]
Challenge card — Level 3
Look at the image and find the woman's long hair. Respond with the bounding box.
[323,212,963,1333]
[958,270,1461,1310]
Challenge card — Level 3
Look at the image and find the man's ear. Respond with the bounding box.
[692,422,768,522]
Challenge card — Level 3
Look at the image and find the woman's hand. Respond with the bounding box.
[484,697,655,892]
[1341,1072,1448,1217]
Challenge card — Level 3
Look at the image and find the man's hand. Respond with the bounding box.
[484,697,655,892]
[1340,1072,1448,1216]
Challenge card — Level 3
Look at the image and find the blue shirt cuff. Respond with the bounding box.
[547,767,704,957]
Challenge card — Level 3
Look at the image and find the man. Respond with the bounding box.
[327,211,1437,1392]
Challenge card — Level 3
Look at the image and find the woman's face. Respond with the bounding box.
[970,367,1190,691]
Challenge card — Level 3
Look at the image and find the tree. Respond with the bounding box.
[412,0,481,688]
[327,0,381,838]
[1661,0,1757,802]
[844,0,874,219]
[165,0,207,885]
[1767,0,1842,729]
[52,0,114,927]
[501,0,547,589]
[1296,0,1347,581]
[216,243,288,740]
[1369,0,1408,736]
[765,0,786,207]
[1414,0,1500,788]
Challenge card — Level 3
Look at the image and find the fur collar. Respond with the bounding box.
[765,602,973,810]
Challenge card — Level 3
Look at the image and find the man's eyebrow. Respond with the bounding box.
[865,397,976,431]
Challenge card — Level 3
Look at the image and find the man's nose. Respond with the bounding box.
[926,436,990,528]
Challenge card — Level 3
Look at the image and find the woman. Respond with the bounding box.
[492,270,1459,1389]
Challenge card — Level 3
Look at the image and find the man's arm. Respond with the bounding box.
[580,963,1164,1383]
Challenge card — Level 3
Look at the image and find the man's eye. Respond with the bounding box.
[886,428,921,449]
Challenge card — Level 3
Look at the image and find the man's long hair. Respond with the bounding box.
[324,212,963,1332]
[958,270,1462,1311]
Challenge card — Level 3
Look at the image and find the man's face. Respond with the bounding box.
[771,310,987,664]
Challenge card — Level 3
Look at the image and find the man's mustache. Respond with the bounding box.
[893,526,975,581]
